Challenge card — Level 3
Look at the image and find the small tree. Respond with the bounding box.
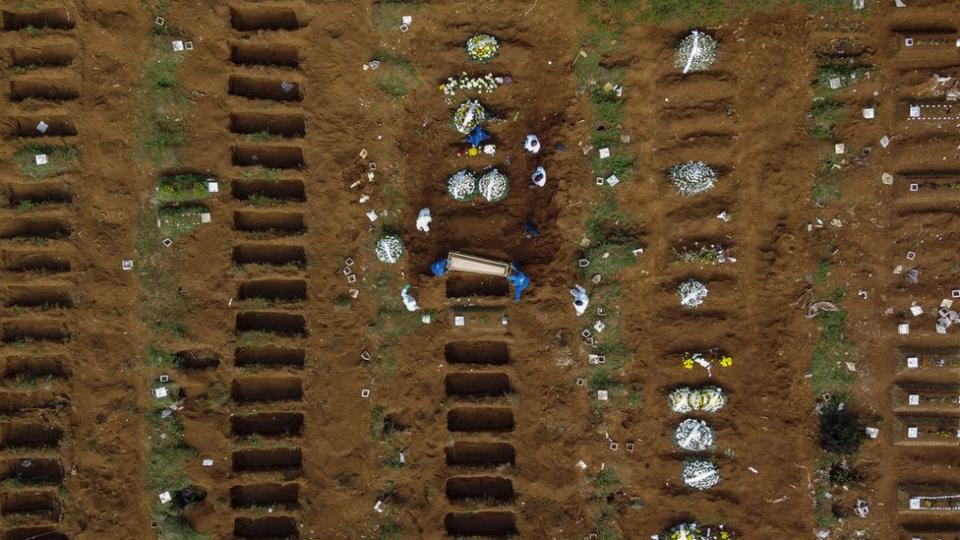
[819,401,863,454]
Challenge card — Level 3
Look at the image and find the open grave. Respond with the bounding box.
[9,77,79,102]
[447,407,514,432]
[1,527,67,540]
[230,112,305,138]
[445,441,515,467]
[444,511,518,537]
[0,489,61,518]
[1,8,74,31]
[232,179,306,203]
[172,349,220,370]
[231,412,304,437]
[0,422,62,449]
[232,243,306,267]
[232,447,302,472]
[228,75,303,102]
[233,210,305,234]
[1,250,70,273]
[233,515,298,538]
[234,346,305,368]
[444,372,511,398]
[2,355,68,379]
[445,341,510,365]
[238,279,307,302]
[230,5,304,31]
[230,482,300,508]
[230,43,300,68]
[0,217,70,240]
[232,144,304,169]
[445,476,514,502]
[235,311,306,337]
[0,319,69,343]
[4,284,72,308]
[6,183,73,206]
[10,43,75,67]
[0,457,63,485]
[231,376,303,403]
[7,114,77,138]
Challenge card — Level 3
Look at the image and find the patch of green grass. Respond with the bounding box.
[590,467,622,539]
[14,144,76,179]
[812,175,842,202]
[135,215,190,337]
[814,488,839,528]
[379,520,403,540]
[372,2,421,34]
[809,98,847,140]
[135,43,188,169]
[637,0,848,25]
[808,260,830,285]
[373,49,419,100]
[241,167,281,180]
[814,62,872,96]
[157,174,212,203]
[811,289,855,395]
[245,131,275,142]
[156,206,206,240]
[371,405,386,440]
[581,195,642,278]
[370,271,421,339]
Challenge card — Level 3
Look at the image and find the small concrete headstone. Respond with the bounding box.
[159,491,172,504]
[834,143,845,154]
[597,390,609,401]
[399,23,409,32]
[172,40,184,52]
[865,427,879,439]
[121,260,134,270]
[906,251,916,260]
[159,374,170,383]
[207,181,219,193]
[346,274,357,283]
[454,316,465,326]
[184,41,193,51]
[909,105,921,118]
[161,237,173,248]
[862,107,875,119]
[910,305,923,316]
[625,442,635,452]
[35,154,48,165]
[361,388,370,398]
[421,313,431,324]
[881,172,894,185]
[36,121,49,133]
[401,15,412,24]
[578,259,590,268]
[598,148,610,159]
[349,288,359,299]
[952,289,960,298]
[366,210,378,222]
[909,183,918,191]
[593,320,605,332]
[360,350,371,361]
[576,378,585,386]
[345,257,354,266]
[200,213,211,223]
[908,394,919,406]
[907,427,918,438]
[280,81,295,93]
[202,459,213,467]
[880,135,890,148]
[906,356,919,368]
[154,387,168,399]
[829,77,842,89]
[609,442,618,451]
[898,323,910,335]
[605,175,620,187]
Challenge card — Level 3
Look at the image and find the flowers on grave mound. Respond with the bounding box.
[447,170,477,202]
[669,161,718,196]
[675,30,719,74]
[466,34,500,63]
[374,235,405,264]
[666,522,733,540]
[477,168,509,202]
[440,73,506,98]
[668,386,726,413]
[452,99,487,134]
[682,459,721,491]
[677,278,708,308]
[674,419,715,452]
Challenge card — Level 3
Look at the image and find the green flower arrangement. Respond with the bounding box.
[675,30,719,74]
[452,99,487,134]
[477,169,509,202]
[374,235,405,264]
[466,34,500,63]
[447,170,477,201]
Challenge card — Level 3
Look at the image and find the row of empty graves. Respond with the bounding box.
[228,5,309,540]
[888,27,960,540]
[0,6,79,540]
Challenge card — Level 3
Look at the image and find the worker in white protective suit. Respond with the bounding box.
[570,284,589,316]
[416,208,432,233]
[400,285,420,312]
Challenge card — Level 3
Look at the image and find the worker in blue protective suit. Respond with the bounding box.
[507,264,530,301]
[431,258,449,277]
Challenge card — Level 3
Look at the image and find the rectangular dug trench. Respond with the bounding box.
[7,183,72,206]
[2,527,67,540]
[2,355,68,379]
[0,489,60,517]
[231,412,303,437]
[231,376,302,403]
[232,447,302,472]
[230,5,303,31]
[230,43,300,67]
[233,244,306,267]
[0,389,66,413]
[232,144,304,169]
[2,8,74,30]
[0,217,70,240]
[234,516,298,538]
[235,346,305,368]
[233,210,305,234]
[445,341,510,365]
[0,457,62,484]
[10,78,79,102]
[446,442,515,467]
[446,273,510,299]
[445,372,511,398]
[230,482,300,508]
[447,407,514,433]
[2,250,70,273]
[228,75,303,102]
[5,284,72,308]
[445,511,518,537]
[0,423,62,449]
[232,179,306,202]
[173,349,220,370]
[445,476,514,502]
[236,311,306,336]
[1,319,69,343]
[8,114,76,137]
[238,279,306,302]
[230,112,305,137]
[11,44,75,68]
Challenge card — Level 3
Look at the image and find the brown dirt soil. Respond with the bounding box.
[2,0,958,539]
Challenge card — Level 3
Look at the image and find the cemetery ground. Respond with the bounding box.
[1,0,958,539]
